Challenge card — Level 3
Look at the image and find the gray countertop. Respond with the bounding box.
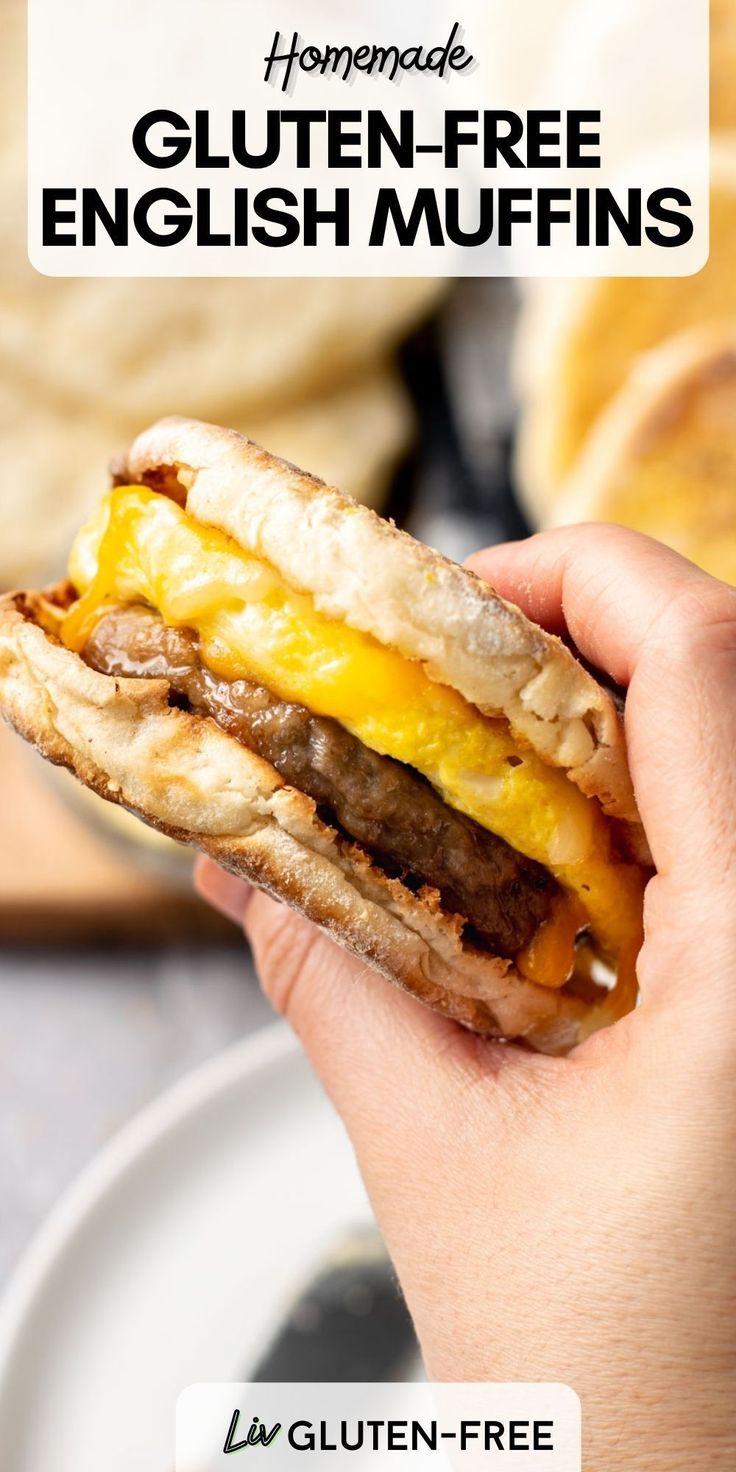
[0,942,274,1285]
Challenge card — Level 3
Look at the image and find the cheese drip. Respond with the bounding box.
[63,487,645,967]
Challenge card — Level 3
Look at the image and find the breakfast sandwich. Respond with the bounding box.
[0,418,649,1053]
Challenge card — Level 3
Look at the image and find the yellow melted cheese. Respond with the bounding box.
[63,487,645,968]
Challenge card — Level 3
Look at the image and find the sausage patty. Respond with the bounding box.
[83,605,558,956]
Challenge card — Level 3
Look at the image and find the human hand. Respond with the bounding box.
[196,526,736,1470]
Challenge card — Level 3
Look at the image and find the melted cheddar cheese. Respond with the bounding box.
[63,487,645,972]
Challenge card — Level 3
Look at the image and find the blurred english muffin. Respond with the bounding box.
[0,274,441,430]
[550,323,736,584]
[711,0,736,131]
[2,2,441,426]
[514,140,736,524]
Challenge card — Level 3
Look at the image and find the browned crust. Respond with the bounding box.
[0,588,630,1053]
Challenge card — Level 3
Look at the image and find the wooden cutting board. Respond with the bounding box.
[0,725,237,943]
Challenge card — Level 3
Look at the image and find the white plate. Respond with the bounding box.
[0,1024,373,1472]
